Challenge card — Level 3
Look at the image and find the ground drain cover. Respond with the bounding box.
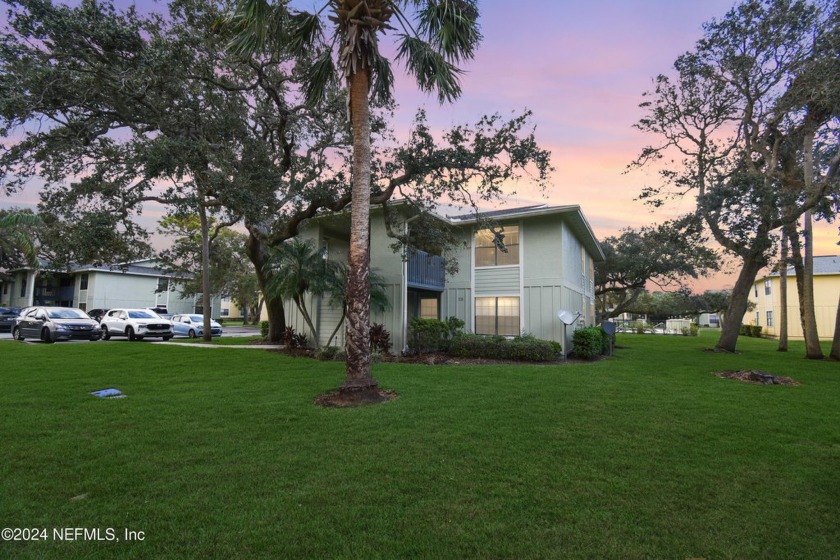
[90,388,126,399]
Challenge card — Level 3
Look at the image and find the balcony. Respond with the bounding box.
[407,249,445,291]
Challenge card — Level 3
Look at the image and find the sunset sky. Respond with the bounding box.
[3,0,837,291]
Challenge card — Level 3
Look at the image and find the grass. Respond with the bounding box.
[1,331,839,559]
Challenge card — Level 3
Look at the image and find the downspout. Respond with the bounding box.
[401,215,421,354]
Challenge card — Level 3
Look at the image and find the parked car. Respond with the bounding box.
[0,307,21,332]
[12,306,102,343]
[100,308,173,341]
[171,314,223,338]
[87,308,110,322]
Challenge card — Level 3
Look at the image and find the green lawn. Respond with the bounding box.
[2,331,839,559]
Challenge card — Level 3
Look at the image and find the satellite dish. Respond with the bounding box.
[557,310,581,325]
[601,321,617,335]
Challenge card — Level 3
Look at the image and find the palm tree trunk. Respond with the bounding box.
[326,310,346,349]
[778,230,788,352]
[715,253,765,352]
[341,67,380,402]
[293,294,318,348]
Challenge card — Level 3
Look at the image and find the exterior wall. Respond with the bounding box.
[749,273,840,339]
[74,272,194,314]
[442,215,598,349]
[286,207,602,353]
[441,226,473,333]
[286,219,407,350]
[522,216,595,350]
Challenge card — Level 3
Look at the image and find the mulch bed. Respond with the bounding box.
[314,389,399,408]
[715,370,799,386]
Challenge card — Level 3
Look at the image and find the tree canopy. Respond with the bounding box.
[596,217,719,321]
[632,0,840,352]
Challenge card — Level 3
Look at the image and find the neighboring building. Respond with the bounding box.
[0,259,222,317]
[698,312,720,328]
[284,203,605,353]
[748,255,840,339]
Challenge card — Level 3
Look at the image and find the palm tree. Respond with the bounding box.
[230,0,480,403]
[263,238,331,345]
[0,211,42,267]
[323,262,390,348]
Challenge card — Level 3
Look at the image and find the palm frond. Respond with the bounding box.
[227,0,288,56]
[396,34,463,103]
[416,0,481,62]
[370,51,395,104]
[304,49,339,107]
[287,11,324,57]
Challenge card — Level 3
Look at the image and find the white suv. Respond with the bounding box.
[100,308,173,341]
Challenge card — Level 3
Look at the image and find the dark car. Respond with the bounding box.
[0,307,21,332]
[87,308,110,322]
[13,306,102,343]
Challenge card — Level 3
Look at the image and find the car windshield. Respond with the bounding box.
[0,308,20,316]
[47,308,89,319]
[128,310,157,319]
[188,315,204,322]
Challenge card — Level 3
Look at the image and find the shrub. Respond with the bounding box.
[681,326,691,336]
[260,321,269,338]
[572,327,603,360]
[632,320,647,334]
[751,325,763,338]
[690,323,699,336]
[409,317,450,354]
[282,326,308,349]
[369,323,392,354]
[448,334,559,362]
[315,346,340,361]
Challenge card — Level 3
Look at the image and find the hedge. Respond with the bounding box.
[449,334,560,362]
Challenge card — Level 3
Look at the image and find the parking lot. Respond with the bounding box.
[0,324,262,342]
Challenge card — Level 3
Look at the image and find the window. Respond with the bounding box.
[157,277,169,293]
[766,310,774,327]
[475,226,519,267]
[756,312,760,325]
[79,303,87,311]
[754,284,758,297]
[764,279,772,296]
[475,296,520,336]
[20,273,26,297]
[419,298,439,320]
[80,274,89,291]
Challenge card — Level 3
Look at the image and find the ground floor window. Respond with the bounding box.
[475,296,520,336]
[766,310,774,327]
[408,289,440,320]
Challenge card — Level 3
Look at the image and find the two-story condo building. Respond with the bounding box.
[286,203,605,353]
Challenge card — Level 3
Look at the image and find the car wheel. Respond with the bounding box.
[101,325,111,340]
[188,329,196,339]
[42,328,54,344]
[127,327,137,341]
[12,326,24,341]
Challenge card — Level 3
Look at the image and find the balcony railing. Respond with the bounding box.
[407,249,445,291]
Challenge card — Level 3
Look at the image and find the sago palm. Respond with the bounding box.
[230,0,480,402]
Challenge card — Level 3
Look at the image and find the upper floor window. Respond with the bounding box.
[764,279,772,295]
[475,226,519,267]
[80,273,89,291]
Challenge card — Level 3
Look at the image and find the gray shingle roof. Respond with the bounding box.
[770,255,840,276]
